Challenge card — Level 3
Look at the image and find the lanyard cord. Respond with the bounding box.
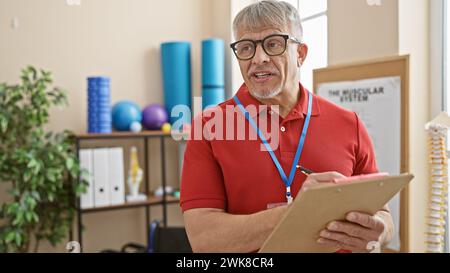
[233,92,313,199]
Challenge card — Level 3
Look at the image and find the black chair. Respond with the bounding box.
[147,221,192,253]
[100,221,192,253]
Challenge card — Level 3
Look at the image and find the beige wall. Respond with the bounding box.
[328,0,399,65]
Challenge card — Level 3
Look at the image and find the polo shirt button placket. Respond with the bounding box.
[280,126,286,132]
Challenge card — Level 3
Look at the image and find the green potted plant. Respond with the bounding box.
[0,66,87,253]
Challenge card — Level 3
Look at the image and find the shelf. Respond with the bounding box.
[80,195,180,214]
[72,127,183,250]
[75,130,188,140]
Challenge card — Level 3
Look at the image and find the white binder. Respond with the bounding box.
[93,148,110,207]
[108,147,125,205]
[78,149,94,209]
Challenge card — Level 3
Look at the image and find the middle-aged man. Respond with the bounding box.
[180,0,394,253]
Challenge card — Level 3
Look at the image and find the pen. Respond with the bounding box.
[296,165,314,176]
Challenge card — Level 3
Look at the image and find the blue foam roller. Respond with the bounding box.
[90,126,112,129]
[88,118,111,123]
[88,111,110,114]
[88,77,110,83]
[202,39,225,87]
[89,91,109,96]
[88,90,110,94]
[88,100,110,105]
[89,112,111,119]
[202,87,225,110]
[161,42,192,124]
[89,127,112,131]
[88,122,111,127]
[88,100,111,104]
[88,99,110,104]
[88,112,111,117]
[88,85,109,89]
[87,76,111,134]
[88,105,110,110]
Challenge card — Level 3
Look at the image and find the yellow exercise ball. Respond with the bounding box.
[161,123,171,134]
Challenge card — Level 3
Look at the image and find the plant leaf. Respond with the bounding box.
[65,157,74,170]
[5,231,15,244]
[14,232,22,247]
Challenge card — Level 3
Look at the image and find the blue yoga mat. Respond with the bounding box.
[161,42,192,124]
[202,87,225,110]
[202,39,225,87]
[202,39,225,109]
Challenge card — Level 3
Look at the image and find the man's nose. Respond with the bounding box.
[252,44,270,64]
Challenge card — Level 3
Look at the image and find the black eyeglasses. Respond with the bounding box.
[230,34,301,61]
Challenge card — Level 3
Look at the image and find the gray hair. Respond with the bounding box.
[233,0,303,40]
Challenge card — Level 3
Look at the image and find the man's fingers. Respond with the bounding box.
[302,172,346,191]
[310,172,346,182]
[316,238,363,253]
[308,172,346,183]
[346,212,385,232]
[319,230,367,250]
[326,220,376,240]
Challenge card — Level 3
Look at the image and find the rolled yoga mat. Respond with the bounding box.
[202,39,225,109]
[161,41,192,124]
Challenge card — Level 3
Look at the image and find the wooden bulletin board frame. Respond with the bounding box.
[313,55,410,253]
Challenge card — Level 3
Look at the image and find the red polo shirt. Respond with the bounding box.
[180,83,378,214]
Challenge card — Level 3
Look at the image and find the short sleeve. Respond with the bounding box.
[353,113,379,175]
[180,116,227,212]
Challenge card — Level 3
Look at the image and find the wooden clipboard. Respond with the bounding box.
[259,173,414,253]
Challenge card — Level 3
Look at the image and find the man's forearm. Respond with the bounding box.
[184,206,288,253]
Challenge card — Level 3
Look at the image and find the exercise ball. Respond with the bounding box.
[161,123,171,134]
[112,101,142,131]
[129,121,143,133]
[142,104,169,130]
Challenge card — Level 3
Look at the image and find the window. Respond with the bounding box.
[296,0,328,90]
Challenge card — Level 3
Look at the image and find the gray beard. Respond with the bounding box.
[249,87,282,100]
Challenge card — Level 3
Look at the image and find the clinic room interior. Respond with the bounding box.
[0,0,447,253]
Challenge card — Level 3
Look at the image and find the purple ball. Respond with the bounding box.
[142,104,169,130]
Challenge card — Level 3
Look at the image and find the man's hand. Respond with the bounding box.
[302,172,346,189]
[317,212,387,253]
[301,171,391,253]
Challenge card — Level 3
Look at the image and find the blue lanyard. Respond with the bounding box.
[233,92,313,204]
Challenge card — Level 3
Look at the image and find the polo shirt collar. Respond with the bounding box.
[234,83,321,119]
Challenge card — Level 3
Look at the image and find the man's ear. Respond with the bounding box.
[297,43,308,67]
